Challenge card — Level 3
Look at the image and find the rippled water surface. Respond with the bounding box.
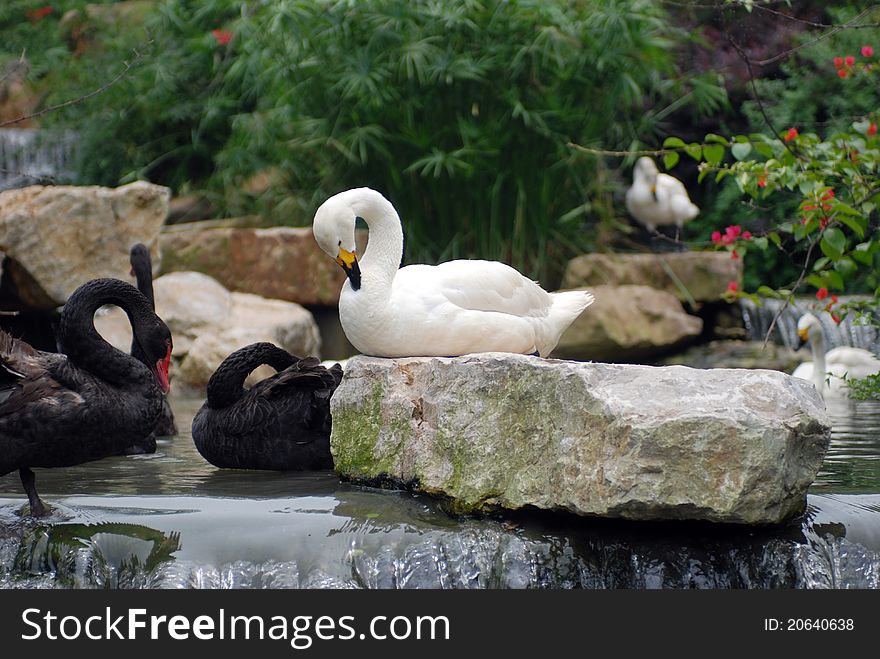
[1,391,879,589]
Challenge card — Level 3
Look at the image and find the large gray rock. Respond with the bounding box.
[177,293,322,388]
[0,182,169,308]
[330,354,830,525]
[551,284,702,361]
[562,252,742,303]
[159,224,368,306]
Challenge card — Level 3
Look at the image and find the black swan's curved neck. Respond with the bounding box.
[59,278,157,386]
[130,244,155,309]
[129,244,155,363]
[206,343,296,409]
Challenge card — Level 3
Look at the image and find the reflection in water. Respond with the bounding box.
[10,522,180,588]
[813,398,880,493]
[0,391,878,589]
[0,492,878,589]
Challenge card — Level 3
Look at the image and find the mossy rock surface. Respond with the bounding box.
[330,353,830,525]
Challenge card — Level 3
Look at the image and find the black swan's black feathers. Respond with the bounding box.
[192,344,342,471]
[0,278,172,515]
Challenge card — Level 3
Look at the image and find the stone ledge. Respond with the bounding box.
[330,353,830,525]
[561,252,743,303]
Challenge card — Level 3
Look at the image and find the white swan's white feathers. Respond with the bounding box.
[625,157,699,232]
[792,313,880,398]
[313,188,594,358]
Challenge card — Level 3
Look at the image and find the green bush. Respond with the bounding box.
[22,0,724,285]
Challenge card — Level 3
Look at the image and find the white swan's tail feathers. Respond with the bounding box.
[537,290,595,357]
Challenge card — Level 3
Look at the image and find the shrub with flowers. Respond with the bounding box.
[666,38,879,329]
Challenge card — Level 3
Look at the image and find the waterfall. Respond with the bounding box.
[740,297,880,355]
[0,128,77,190]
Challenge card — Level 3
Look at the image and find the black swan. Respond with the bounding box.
[191,343,342,470]
[129,243,177,437]
[0,278,172,516]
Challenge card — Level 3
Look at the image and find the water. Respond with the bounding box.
[0,128,77,191]
[1,391,879,589]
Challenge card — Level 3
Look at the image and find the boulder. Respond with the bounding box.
[159,224,367,306]
[551,284,703,361]
[0,182,169,308]
[561,252,742,303]
[94,271,321,389]
[154,272,233,356]
[330,354,830,525]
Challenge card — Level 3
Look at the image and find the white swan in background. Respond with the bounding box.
[312,188,594,358]
[625,157,699,233]
[792,313,880,398]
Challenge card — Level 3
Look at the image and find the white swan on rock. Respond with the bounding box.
[792,313,880,398]
[625,157,699,233]
[312,188,594,358]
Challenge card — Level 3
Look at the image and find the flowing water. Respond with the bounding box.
[1,390,879,589]
[0,128,77,191]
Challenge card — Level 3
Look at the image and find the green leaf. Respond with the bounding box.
[824,227,847,255]
[757,285,781,299]
[813,256,830,271]
[703,144,724,165]
[819,238,842,261]
[825,270,845,290]
[663,136,686,149]
[663,151,680,170]
[705,133,729,145]
[833,257,857,278]
[731,142,752,161]
[768,231,782,247]
[806,274,826,289]
[837,213,866,239]
[753,142,773,158]
[684,143,702,161]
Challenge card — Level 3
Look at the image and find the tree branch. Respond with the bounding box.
[0,47,146,129]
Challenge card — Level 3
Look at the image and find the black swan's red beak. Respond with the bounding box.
[155,344,172,393]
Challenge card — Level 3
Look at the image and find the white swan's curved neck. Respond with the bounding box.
[352,192,403,289]
[811,332,827,393]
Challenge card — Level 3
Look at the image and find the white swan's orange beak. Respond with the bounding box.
[335,247,361,290]
[797,327,809,349]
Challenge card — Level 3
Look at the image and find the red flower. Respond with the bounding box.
[211,29,233,45]
[831,295,839,304]
[820,216,829,229]
[730,250,739,260]
[831,312,842,325]
[862,46,875,58]
[845,55,856,67]
[839,69,848,79]
[742,231,752,240]
[784,127,799,142]
[869,123,878,137]
[25,5,53,21]
[821,189,835,200]
[711,231,722,244]
[725,225,742,238]
[727,281,738,293]
[834,56,844,69]
[803,204,817,212]
[816,287,829,301]
[757,175,767,188]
